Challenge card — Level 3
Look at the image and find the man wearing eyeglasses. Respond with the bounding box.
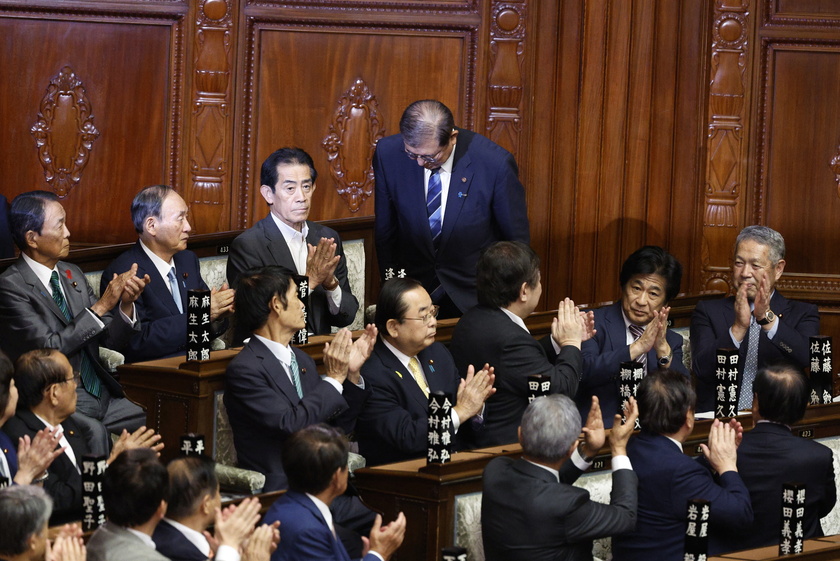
[373,100,530,319]
[690,225,819,413]
[355,278,495,466]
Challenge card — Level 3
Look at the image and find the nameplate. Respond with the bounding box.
[798,428,815,439]
[217,244,230,255]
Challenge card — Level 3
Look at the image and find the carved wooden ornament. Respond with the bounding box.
[322,79,385,212]
[831,144,840,198]
[30,66,100,197]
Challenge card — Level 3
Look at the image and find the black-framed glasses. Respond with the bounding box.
[402,305,440,324]
[60,373,81,385]
[404,147,445,164]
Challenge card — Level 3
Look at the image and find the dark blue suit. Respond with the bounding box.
[612,431,753,561]
[152,519,207,561]
[264,491,381,561]
[691,292,819,412]
[356,339,462,466]
[374,128,530,314]
[0,430,18,485]
[101,242,222,363]
[579,302,687,427]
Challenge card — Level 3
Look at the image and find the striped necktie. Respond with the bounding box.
[427,169,442,249]
[289,352,304,398]
[628,324,647,370]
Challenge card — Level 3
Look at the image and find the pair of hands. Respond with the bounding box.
[94,263,151,318]
[628,306,672,363]
[732,274,774,341]
[362,512,407,561]
[13,426,65,485]
[700,418,743,475]
[323,325,378,384]
[107,426,164,465]
[47,524,85,561]
[579,396,639,459]
[551,298,596,349]
[207,497,280,561]
[453,363,496,422]
[306,237,341,290]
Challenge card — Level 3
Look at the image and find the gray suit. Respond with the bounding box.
[226,216,358,335]
[88,522,170,561]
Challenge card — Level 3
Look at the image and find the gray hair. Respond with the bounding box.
[131,185,175,234]
[399,100,455,148]
[519,394,581,464]
[736,225,785,264]
[0,485,53,556]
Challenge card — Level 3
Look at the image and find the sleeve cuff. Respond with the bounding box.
[611,455,632,471]
[368,552,385,561]
[214,545,241,561]
[323,376,344,394]
[326,284,342,315]
[86,308,105,329]
[570,446,592,471]
[728,328,742,349]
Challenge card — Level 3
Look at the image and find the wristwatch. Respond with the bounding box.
[658,354,672,366]
[756,309,776,326]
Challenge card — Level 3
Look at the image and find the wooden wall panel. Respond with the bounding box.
[0,4,187,245]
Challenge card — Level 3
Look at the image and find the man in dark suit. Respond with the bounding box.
[0,191,148,448]
[579,246,687,427]
[0,194,14,258]
[374,99,530,319]
[224,266,376,556]
[483,394,639,561]
[691,225,819,412]
[612,370,753,561]
[102,185,234,362]
[355,278,494,465]
[154,455,275,561]
[449,241,591,447]
[4,349,162,525]
[227,147,358,335]
[264,424,406,561]
[718,364,836,553]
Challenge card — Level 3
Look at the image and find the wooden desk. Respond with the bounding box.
[710,535,840,560]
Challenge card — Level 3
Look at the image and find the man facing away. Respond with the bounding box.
[691,225,819,412]
[226,147,358,335]
[482,394,639,561]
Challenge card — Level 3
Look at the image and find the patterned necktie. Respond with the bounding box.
[427,169,442,249]
[49,271,100,397]
[628,324,647,369]
[408,357,430,397]
[168,267,183,314]
[289,351,304,398]
[739,320,761,410]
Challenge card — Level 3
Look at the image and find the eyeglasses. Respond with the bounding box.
[403,147,445,165]
[402,305,440,324]
[59,373,81,386]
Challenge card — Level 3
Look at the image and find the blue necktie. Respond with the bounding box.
[168,267,183,314]
[49,271,101,397]
[427,169,442,249]
[289,352,303,398]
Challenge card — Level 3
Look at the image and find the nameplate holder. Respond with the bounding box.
[683,498,710,561]
[427,391,454,465]
[186,288,212,362]
[291,274,309,345]
[441,547,467,561]
[619,361,644,429]
[527,374,551,403]
[180,434,206,456]
[715,348,740,418]
[81,454,108,532]
[809,336,833,405]
[779,482,805,556]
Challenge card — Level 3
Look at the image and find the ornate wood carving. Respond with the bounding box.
[322,78,385,212]
[186,0,234,233]
[30,66,100,198]
[487,1,525,156]
[831,144,840,198]
[701,0,752,293]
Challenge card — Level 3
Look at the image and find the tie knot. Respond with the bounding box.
[628,324,645,339]
[168,267,177,281]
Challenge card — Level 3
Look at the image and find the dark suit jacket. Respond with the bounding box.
[101,242,222,363]
[482,457,637,561]
[152,519,207,561]
[226,217,358,335]
[264,491,380,561]
[0,257,136,396]
[356,339,462,465]
[224,337,369,491]
[449,306,582,448]
[3,411,88,525]
[373,129,530,314]
[0,194,13,259]
[579,302,687,427]
[691,292,820,412]
[612,431,753,561]
[0,430,18,484]
[716,422,836,552]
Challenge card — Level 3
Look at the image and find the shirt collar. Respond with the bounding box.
[139,239,175,281]
[254,333,292,369]
[664,434,683,452]
[382,337,413,371]
[306,493,335,535]
[270,212,309,243]
[21,252,59,291]
[425,140,457,179]
[126,527,157,549]
[160,519,211,556]
[621,307,646,332]
[500,307,530,333]
[524,459,560,482]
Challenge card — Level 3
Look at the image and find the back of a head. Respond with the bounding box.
[399,100,455,148]
[519,395,581,464]
[637,370,696,435]
[14,349,64,411]
[165,455,218,521]
[131,185,174,234]
[0,350,14,414]
[754,363,809,425]
[9,190,57,252]
[233,265,293,339]
[619,245,683,302]
[104,448,168,528]
[282,424,349,495]
[375,277,424,334]
[476,241,540,308]
[0,485,53,557]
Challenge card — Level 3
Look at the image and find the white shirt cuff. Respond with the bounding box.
[728,327,742,349]
[86,308,105,329]
[550,336,562,355]
[451,409,461,433]
[326,284,342,315]
[368,552,385,561]
[215,545,240,561]
[323,376,343,394]
[118,304,137,326]
[611,454,632,471]
[570,446,592,471]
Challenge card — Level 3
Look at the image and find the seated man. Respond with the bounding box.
[224,266,376,555]
[4,349,162,525]
[612,370,753,560]
[717,364,836,552]
[0,485,84,561]
[102,185,234,362]
[263,424,406,561]
[0,191,148,449]
[356,278,495,465]
[227,148,358,335]
[449,241,591,447]
[154,455,276,561]
[482,395,638,561]
[691,225,819,412]
[579,245,686,426]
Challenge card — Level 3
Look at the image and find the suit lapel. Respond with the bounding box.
[57,263,86,316]
[376,342,429,410]
[249,338,301,403]
[440,139,473,251]
[14,259,69,325]
[132,242,183,316]
[260,217,298,273]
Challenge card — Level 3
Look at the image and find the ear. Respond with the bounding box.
[47,384,60,407]
[519,281,529,302]
[260,184,275,206]
[144,215,157,236]
[25,229,38,250]
[157,500,168,520]
[774,258,786,281]
[200,493,214,515]
[450,129,459,142]
[386,318,401,339]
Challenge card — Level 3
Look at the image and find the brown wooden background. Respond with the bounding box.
[3,0,840,336]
